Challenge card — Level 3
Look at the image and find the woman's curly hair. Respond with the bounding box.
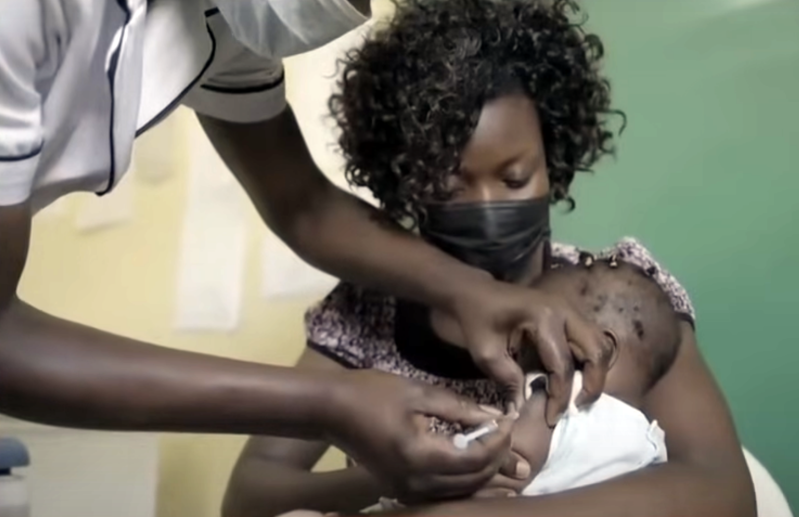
[330,0,623,226]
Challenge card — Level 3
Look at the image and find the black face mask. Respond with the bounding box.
[420,197,551,282]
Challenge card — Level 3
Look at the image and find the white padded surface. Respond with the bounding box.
[743,448,793,517]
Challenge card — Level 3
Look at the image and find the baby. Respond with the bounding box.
[372,256,682,509]
[510,256,681,495]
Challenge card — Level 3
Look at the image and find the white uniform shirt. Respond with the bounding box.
[0,0,366,211]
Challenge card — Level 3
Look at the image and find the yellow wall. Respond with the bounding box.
[15,2,397,512]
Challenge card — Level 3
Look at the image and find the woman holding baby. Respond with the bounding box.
[224,0,755,515]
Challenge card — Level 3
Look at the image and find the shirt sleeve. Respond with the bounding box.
[179,15,290,124]
[181,0,367,124]
[0,1,45,206]
[215,0,368,59]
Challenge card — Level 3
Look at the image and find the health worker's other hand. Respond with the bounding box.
[442,278,614,425]
[325,369,516,502]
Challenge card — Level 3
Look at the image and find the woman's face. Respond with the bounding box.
[446,92,550,204]
[435,91,550,285]
[423,92,552,346]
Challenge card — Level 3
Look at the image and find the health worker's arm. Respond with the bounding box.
[197,107,486,335]
[0,201,354,436]
[0,0,343,438]
[0,199,507,501]
[222,348,386,517]
[0,0,509,501]
[198,103,615,417]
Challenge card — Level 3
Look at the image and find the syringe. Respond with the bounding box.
[452,419,499,450]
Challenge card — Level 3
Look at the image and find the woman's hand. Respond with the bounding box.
[324,369,519,502]
[438,277,615,425]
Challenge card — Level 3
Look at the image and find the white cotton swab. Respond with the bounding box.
[452,419,499,450]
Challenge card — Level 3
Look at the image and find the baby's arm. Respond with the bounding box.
[512,379,554,480]
[475,379,553,497]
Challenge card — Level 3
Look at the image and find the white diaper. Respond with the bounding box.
[522,371,667,496]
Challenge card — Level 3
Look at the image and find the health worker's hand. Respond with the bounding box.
[324,369,520,502]
[433,276,614,425]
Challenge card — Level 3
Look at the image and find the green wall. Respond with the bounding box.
[552,0,798,509]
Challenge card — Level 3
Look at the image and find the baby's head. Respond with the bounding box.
[530,258,682,406]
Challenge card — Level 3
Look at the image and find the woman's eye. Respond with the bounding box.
[504,177,530,189]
